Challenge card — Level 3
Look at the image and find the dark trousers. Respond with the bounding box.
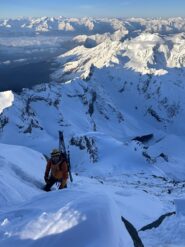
[43,176,67,192]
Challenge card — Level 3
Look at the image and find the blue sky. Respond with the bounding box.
[1,0,185,18]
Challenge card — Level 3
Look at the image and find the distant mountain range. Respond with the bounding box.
[1,17,185,35]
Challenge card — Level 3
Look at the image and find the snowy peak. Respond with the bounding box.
[50,30,185,81]
[2,17,185,35]
[51,40,122,81]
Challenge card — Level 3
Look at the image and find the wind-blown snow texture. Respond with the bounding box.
[0,17,185,246]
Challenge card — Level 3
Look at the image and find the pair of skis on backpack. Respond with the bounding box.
[41,131,73,191]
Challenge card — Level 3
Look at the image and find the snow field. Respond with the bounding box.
[0,143,183,247]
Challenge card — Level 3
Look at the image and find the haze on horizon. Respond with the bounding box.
[1,0,185,19]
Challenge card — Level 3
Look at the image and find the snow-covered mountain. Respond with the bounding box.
[53,31,185,78]
[1,27,185,178]
[1,17,185,246]
[1,17,185,35]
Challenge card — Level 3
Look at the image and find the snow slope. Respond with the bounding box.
[0,143,45,207]
[1,143,184,247]
[1,144,129,246]
[0,188,132,247]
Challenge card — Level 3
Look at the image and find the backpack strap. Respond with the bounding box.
[59,157,67,171]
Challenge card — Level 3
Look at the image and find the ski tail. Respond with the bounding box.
[59,131,73,182]
[59,131,66,154]
[67,149,73,182]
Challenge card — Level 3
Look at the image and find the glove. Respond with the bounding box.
[44,175,49,183]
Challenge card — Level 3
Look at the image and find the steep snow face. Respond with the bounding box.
[1,64,185,180]
[167,33,185,68]
[0,91,14,113]
[0,143,184,247]
[0,143,133,247]
[121,33,166,74]
[51,40,122,81]
[0,143,45,207]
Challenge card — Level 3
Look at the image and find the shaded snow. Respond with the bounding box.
[0,143,45,207]
[0,143,184,246]
[0,144,133,246]
[175,199,185,216]
[140,214,185,247]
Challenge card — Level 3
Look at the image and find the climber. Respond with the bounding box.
[43,149,68,192]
